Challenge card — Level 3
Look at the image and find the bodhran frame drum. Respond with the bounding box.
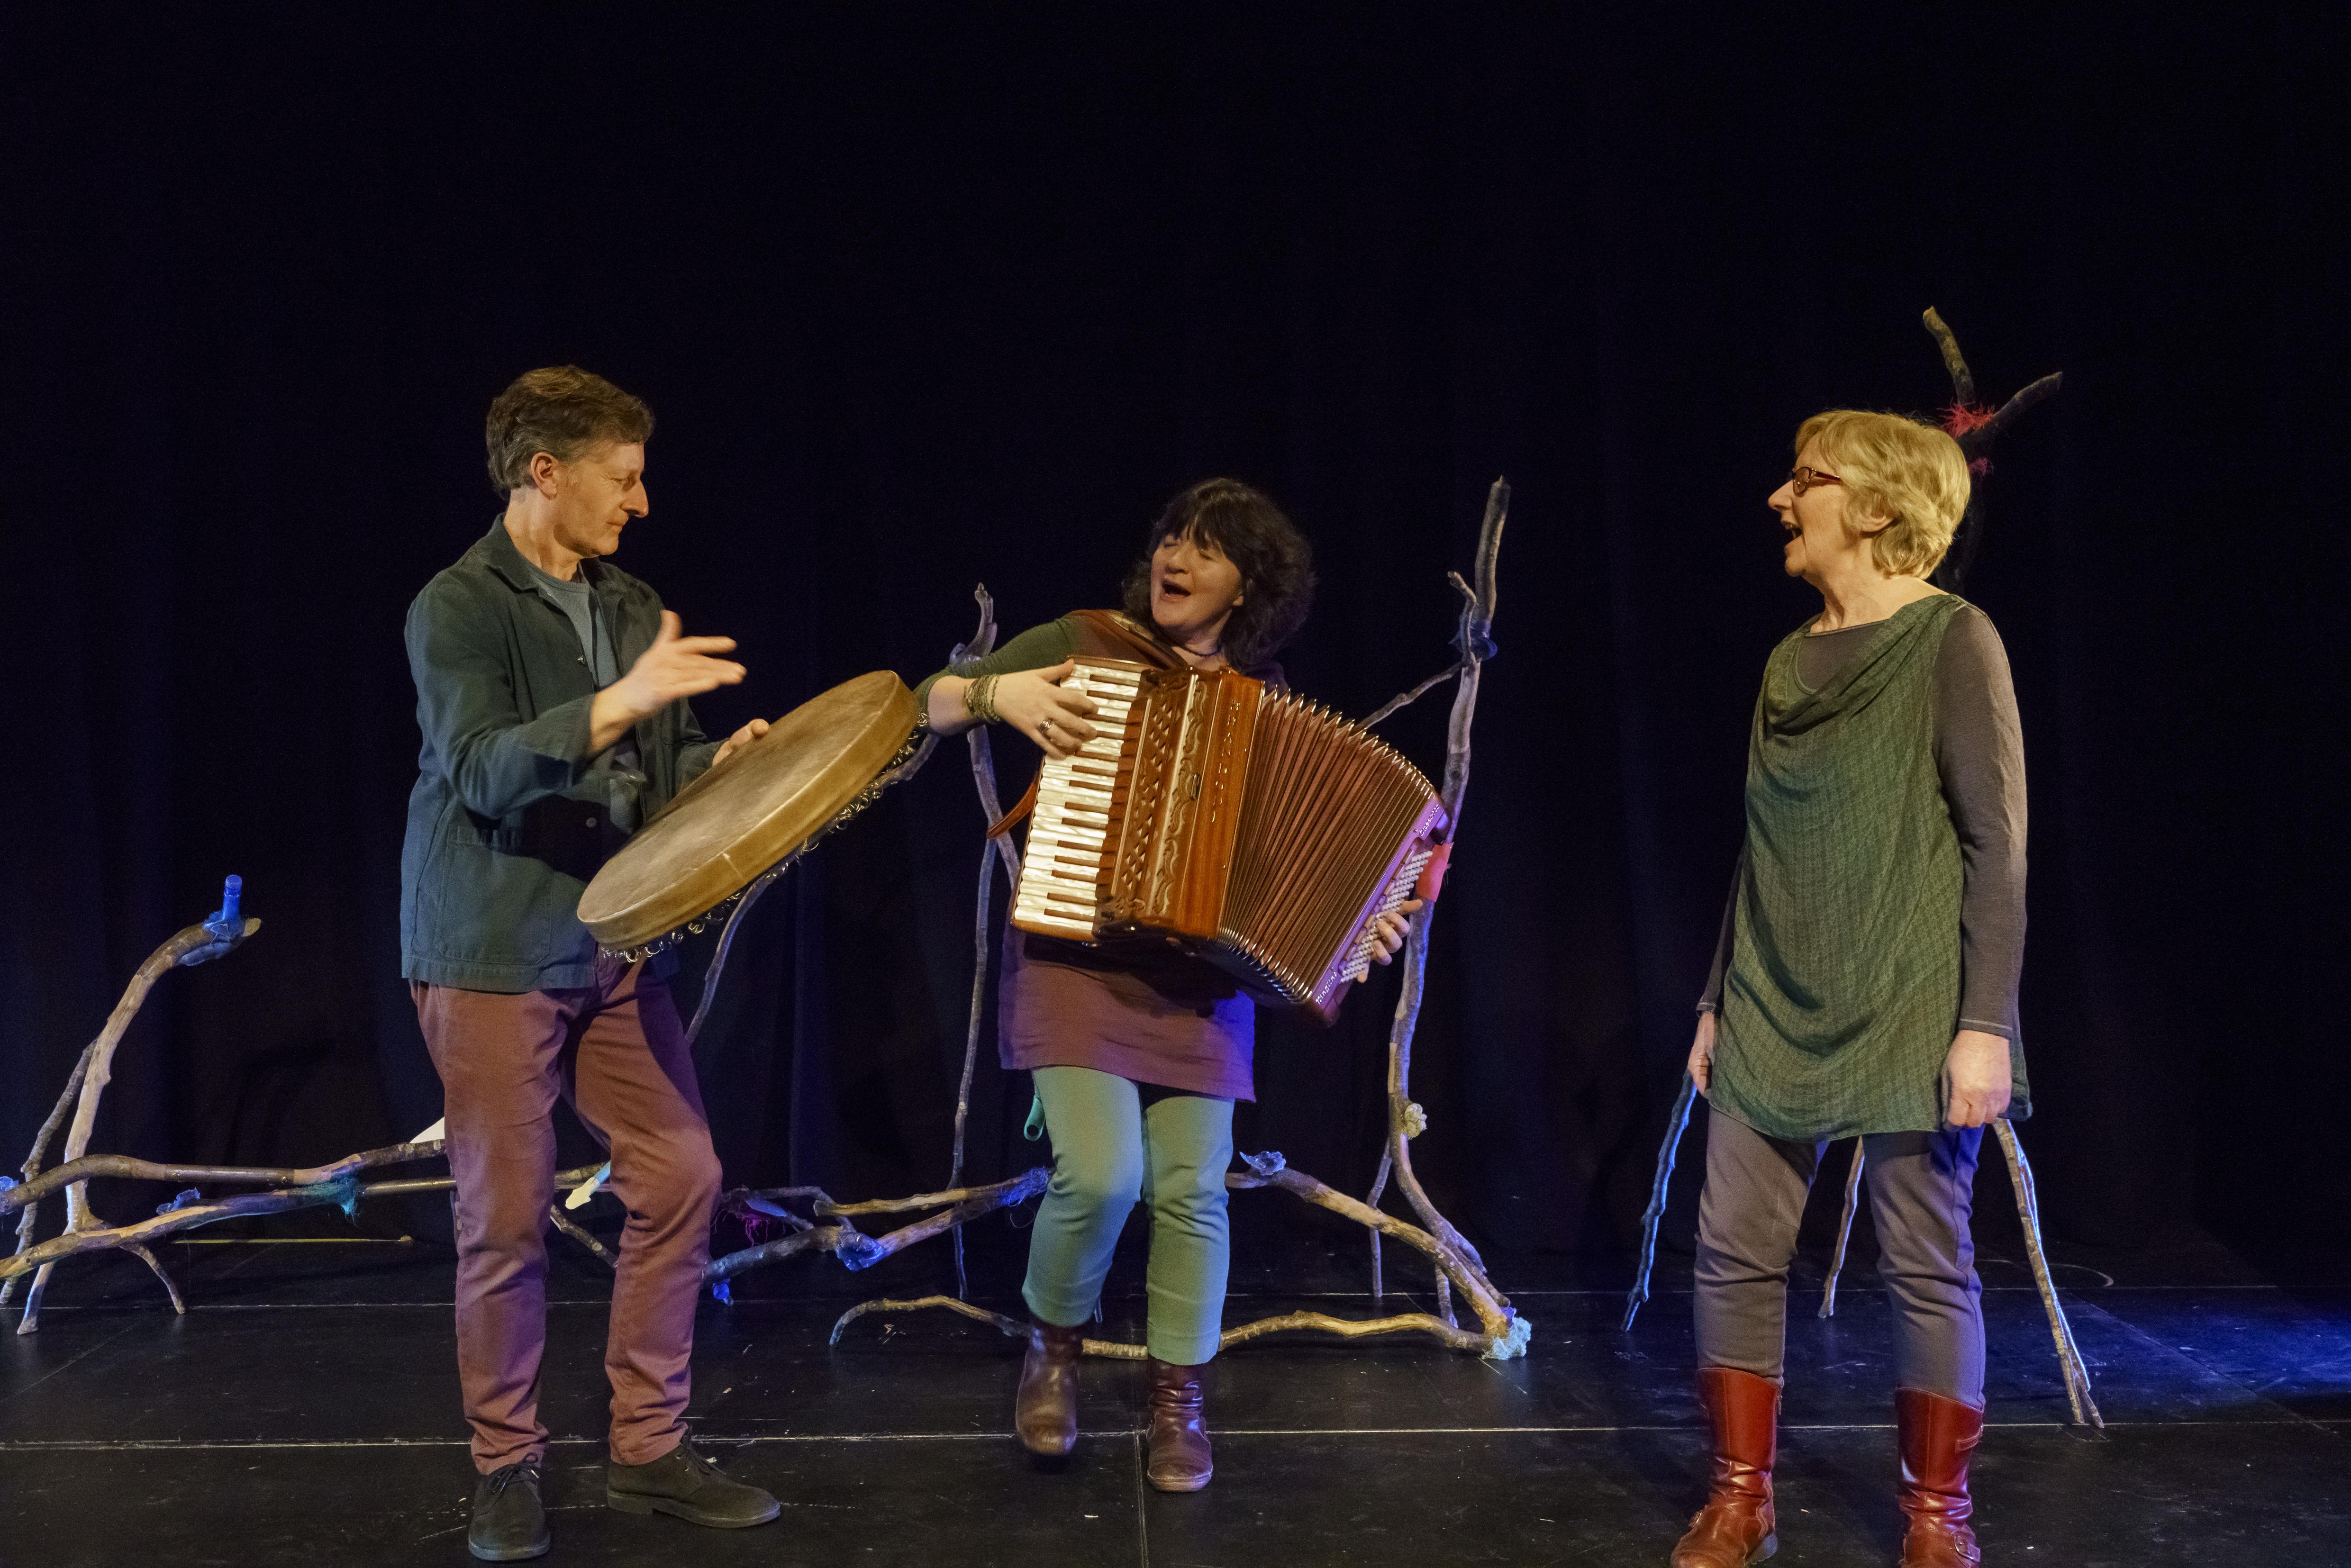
[578,670,921,959]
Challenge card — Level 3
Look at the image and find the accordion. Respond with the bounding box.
[1010,658,1448,1024]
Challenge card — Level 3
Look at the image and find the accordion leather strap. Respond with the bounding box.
[1414,839,1454,904]
[987,771,1040,839]
[1066,608,1184,668]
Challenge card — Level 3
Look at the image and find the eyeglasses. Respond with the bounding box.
[1788,466,1844,498]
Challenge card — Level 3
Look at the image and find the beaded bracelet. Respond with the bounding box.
[963,672,1003,725]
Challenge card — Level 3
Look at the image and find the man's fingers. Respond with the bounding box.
[655,610,682,644]
[668,664,745,696]
[669,635,740,656]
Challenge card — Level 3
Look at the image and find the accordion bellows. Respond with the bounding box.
[1012,658,1448,1024]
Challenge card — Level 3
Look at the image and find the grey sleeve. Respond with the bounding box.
[675,704,720,789]
[1936,607,2028,1038]
[1696,847,1744,1015]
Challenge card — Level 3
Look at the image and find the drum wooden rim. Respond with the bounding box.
[577,670,919,951]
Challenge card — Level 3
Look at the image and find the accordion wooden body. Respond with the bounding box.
[1011,658,1448,1024]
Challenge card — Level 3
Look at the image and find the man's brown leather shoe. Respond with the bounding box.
[1895,1387,1984,1567]
[1670,1366,1780,1567]
[1144,1358,1213,1492]
[1015,1315,1085,1456]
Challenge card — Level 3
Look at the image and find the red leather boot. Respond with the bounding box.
[1895,1388,1983,1567]
[1671,1366,1780,1567]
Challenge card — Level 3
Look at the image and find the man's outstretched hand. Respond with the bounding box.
[590,611,745,752]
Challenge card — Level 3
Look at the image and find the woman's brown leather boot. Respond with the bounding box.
[1895,1388,1983,1567]
[1015,1315,1085,1456]
[1143,1358,1213,1492]
[1671,1366,1780,1567]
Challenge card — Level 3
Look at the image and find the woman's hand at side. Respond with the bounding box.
[990,661,1100,759]
[1687,1011,1717,1094]
[1942,1029,2013,1128]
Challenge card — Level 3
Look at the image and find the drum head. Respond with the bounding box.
[578,671,919,952]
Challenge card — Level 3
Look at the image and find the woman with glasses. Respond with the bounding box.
[1673,411,2028,1568]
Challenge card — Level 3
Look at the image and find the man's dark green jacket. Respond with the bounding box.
[401,522,719,991]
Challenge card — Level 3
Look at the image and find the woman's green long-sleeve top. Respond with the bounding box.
[1704,594,2032,1142]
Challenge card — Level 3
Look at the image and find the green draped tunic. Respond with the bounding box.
[1710,593,2031,1142]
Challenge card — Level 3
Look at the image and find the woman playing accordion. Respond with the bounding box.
[915,479,1416,1492]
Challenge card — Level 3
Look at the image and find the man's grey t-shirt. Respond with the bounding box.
[521,555,646,827]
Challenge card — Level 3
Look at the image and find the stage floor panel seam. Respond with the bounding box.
[4,1281,2265,1317]
[8,1417,2345,1453]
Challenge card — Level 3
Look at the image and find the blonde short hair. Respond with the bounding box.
[1796,410,1971,578]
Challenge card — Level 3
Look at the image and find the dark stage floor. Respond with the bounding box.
[5,1206,2347,1568]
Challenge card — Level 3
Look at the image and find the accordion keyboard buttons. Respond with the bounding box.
[1013,663,1146,937]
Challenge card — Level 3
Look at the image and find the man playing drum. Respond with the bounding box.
[401,366,778,1560]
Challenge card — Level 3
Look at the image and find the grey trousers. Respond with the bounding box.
[1693,1106,1986,1405]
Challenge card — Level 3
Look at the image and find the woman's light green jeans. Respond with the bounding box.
[1022,1065,1235,1365]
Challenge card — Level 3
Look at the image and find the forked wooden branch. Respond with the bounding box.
[0,940,626,1323]
[0,1148,602,1290]
[827,1293,1490,1357]
[1993,1118,2101,1427]
[1817,1140,1868,1317]
[1922,306,2063,593]
[1623,1099,2095,1423]
[8,881,263,1331]
[947,587,1012,1300]
[821,481,1529,1360]
[703,1168,1053,1286]
[2,1142,447,1216]
[1352,481,1518,1346]
[1620,1075,1696,1331]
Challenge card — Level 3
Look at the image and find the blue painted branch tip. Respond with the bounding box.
[204,875,245,940]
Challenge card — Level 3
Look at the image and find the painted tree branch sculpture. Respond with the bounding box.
[1619,310,2100,1427]
[12,501,1530,1365]
[819,480,1528,1360]
[0,879,475,1333]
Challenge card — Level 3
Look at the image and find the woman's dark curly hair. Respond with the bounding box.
[1120,478,1316,671]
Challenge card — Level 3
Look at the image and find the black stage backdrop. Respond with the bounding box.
[4,7,2343,1269]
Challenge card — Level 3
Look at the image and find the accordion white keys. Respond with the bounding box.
[1011,657,1448,1024]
